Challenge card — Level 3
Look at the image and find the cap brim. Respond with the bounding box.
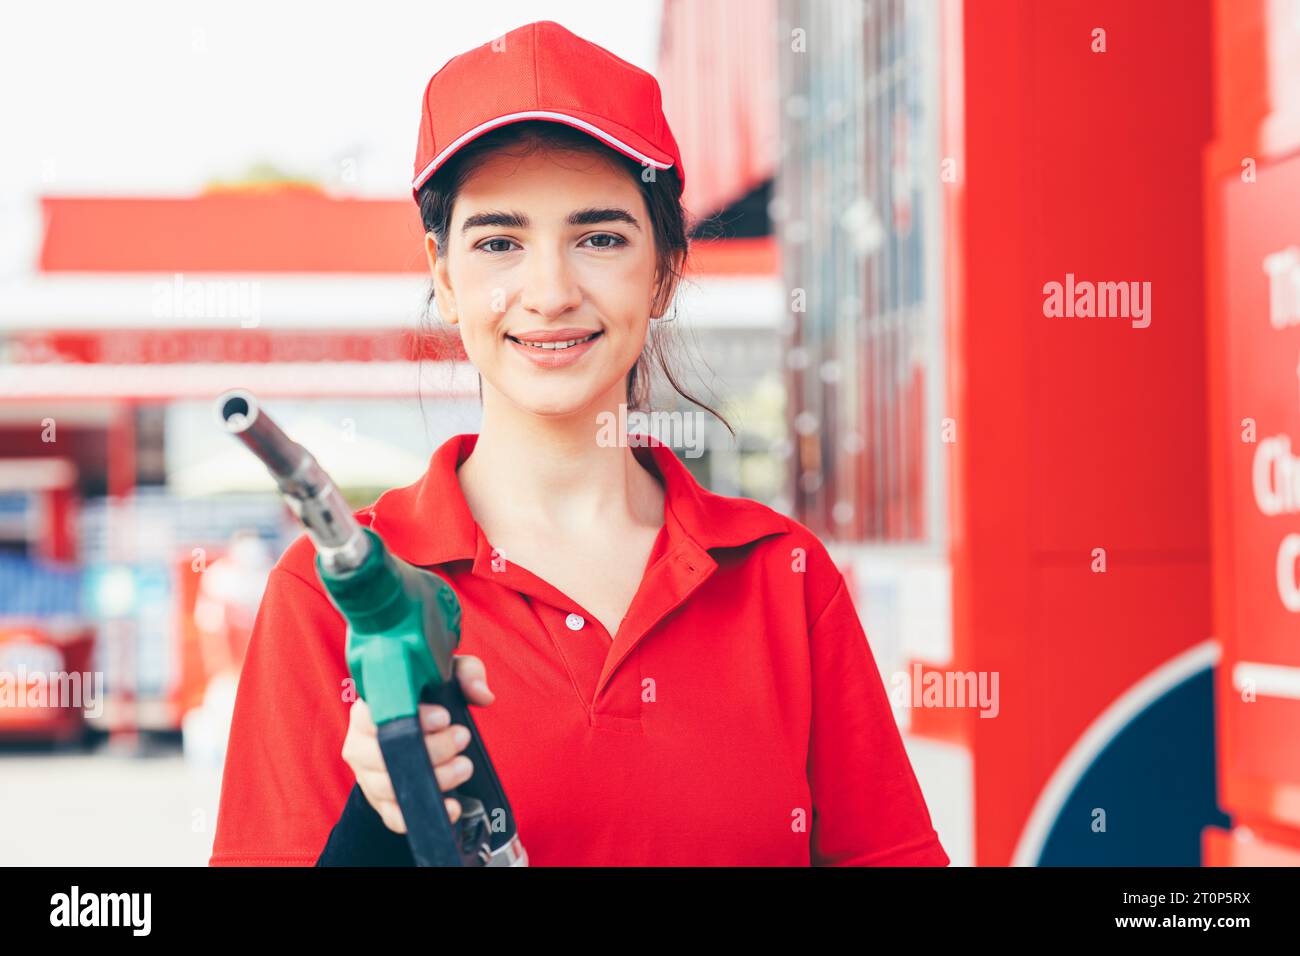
[411,108,676,196]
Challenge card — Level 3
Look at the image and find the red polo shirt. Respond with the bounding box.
[209,432,949,866]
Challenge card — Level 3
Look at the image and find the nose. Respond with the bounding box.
[518,242,583,318]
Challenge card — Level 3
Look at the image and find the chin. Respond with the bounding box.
[510,376,625,421]
[507,386,599,419]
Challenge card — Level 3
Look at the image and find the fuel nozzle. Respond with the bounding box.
[215,388,370,575]
[213,388,527,867]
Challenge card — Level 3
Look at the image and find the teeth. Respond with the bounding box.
[514,332,598,350]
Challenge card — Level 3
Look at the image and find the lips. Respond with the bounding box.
[506,330,603,350]
[506,328,604,368]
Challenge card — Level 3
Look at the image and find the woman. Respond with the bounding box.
[209,19,949,867]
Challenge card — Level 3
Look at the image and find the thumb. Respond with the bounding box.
[453,654,494,704]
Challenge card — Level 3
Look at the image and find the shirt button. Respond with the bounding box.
[565,612,585,631]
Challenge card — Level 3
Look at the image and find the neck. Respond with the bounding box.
[458,380,664,537]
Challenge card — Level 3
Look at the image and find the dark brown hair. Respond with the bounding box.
[415,120,734,435]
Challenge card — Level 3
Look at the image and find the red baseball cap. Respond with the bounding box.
[411,19,685,201]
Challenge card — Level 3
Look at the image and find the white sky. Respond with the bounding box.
[0,0,662,199]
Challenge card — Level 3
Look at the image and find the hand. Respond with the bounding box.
[340,654,495,834]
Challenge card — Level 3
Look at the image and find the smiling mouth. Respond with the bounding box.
[506,331,603,350]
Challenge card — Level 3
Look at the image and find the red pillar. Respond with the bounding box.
[948,0,1216,865]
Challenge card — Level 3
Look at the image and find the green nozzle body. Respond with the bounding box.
[316,528,462,725]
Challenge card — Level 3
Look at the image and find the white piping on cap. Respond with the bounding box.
[412,110,672,191]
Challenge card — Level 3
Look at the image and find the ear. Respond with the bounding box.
[426,232,458,325]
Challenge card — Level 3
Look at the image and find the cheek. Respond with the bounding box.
[446,262,506,352]
[459,317,503,372]
[448,258,500,316]
[586,256,656,326]
[601,251,654,297]
[616,317,650,361]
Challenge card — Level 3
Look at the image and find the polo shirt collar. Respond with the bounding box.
[368,432,788,569]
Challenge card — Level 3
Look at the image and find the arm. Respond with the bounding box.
[209,561,356,865]
[807,573,950,866]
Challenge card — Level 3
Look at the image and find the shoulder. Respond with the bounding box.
[765,508,838,574]
[712,491,835,565]
[704,493,846,626]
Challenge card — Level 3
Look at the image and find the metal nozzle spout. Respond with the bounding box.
[214,388,370,574]
[217,389,305,479]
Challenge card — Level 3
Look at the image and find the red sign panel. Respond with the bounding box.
[1215,148,1300,828]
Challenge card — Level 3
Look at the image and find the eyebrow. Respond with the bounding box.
[460,207,641,235]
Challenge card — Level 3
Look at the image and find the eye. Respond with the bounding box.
[582,233,628,250]
[475,237,519,254]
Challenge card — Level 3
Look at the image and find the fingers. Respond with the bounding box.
[345,694,478,838]
[347,703,468,775]
[357,725,473,803]
[342,703,384,774]
[374,793,464,835]
[425,721,472,768]
[369,766,471,835]
[419,703,451,732]
[348,698,375,736]
[357,767,397,803]
[377,801,407,834]
[357,754,471,803]
[453,654,495,706]
[352,698,463,735]
[426,719,476,792]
